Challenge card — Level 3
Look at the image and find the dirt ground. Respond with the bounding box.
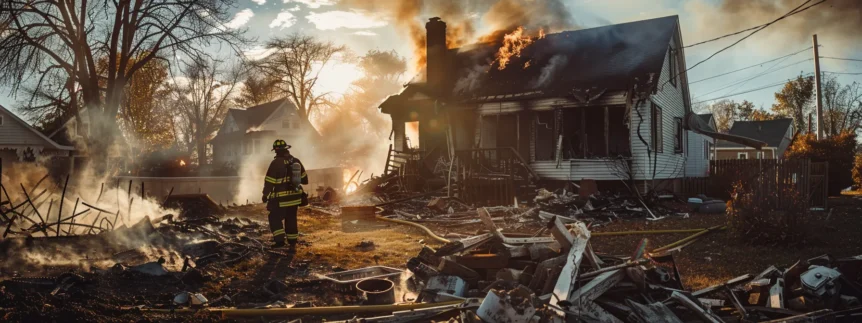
[3,195,862,322]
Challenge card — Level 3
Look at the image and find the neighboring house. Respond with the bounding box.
[0,104,75,171]
[211,99,321,166]
[716,118,795,160]
[380,16,694,190]
[685,113,716,177]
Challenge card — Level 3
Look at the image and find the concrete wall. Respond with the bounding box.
[116,167,344,205]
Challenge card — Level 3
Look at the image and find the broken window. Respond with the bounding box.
[557,106,630,159]
[534,111,555,161]
[651,104,663,153]
[405,121,420,149]
[674,117,683,153]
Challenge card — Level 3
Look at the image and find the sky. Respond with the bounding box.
[2,0,861,119]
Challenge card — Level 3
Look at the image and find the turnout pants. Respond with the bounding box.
[268,205,299,245]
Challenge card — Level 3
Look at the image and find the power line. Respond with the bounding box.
[692,73,814,104]
[693,58,812,99]
[823,71,862,75]
[667,0,825,88]
[689,46,813,84]
[683,0,824,48]
[820,56,862,63]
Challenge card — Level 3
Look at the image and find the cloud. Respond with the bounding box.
[284,0,334,9]
[305,10,387,30]
[353,30,377,36]
[288,5,301,11]
[225,9,254,29]
[251,0,265,4]
[269,11,297,29]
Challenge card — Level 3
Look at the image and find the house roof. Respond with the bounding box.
[717,118,794,148]
[0,104,75,150]
[697,113,714,131]
[228,99,288,131]
[455,16,678,99]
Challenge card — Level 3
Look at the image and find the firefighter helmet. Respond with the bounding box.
[272,139,291,151]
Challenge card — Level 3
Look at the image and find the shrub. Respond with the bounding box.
[727,181,808,245]
[785,131,857,195]
[853,153,862,189]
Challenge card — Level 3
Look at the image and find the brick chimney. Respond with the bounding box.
[425,17,446,96]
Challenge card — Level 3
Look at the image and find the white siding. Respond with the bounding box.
[0,109,50,146]
[630,34,687,182]
[685,131,712,177]
[532,160,628,181]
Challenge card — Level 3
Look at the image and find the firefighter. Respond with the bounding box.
[262,139,308,250]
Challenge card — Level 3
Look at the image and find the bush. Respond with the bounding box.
[853,153,862,189]
[727,181,808,245]
[785,132,857,195]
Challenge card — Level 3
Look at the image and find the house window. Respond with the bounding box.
[738,152,748,159]
[756,151,764,159]
[674,117,683,153]
[651,103,663,153]
[668,47,677,87]
[703,140,709,159]
[0,114,4,125]
[283,112,296,129]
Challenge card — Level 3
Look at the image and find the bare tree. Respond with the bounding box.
[822,75,862,137]
[0,0,248,158]
[168,58,243,166]
[234,70,280,107]
[253,33,346,120]
[707,99,737,133]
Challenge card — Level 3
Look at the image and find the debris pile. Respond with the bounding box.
[394,208,862,322]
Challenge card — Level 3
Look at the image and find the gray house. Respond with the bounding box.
[0,104,75,171]
[380,16,693,191]
[716,118,794,160]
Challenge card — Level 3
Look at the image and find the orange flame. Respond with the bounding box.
[343,168,359,194]
[523,60,531,69]
[179,160,186,166]
[538,28,546,39]
[493,27,534,70]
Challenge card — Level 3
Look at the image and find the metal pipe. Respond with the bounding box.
[140,300,464,317]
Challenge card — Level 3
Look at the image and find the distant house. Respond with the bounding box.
[716,118,795,160]
[211,99,321,166]
[685,113,716,177]
[0,104,75,171]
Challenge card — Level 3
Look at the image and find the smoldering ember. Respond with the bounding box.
[2,1,862,322]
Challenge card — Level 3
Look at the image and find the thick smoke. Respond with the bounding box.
[687,0,861,54]
[531,55,568,89]
[338,0,579,71]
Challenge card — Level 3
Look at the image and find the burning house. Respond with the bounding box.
[381,16,699,193]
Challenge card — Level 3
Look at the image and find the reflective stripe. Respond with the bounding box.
[272,229,285,236]
[279,200,302,207]
[301,172,307,178]
[265,176,289,184]
[274,190,303,197]
[286,234,299,240]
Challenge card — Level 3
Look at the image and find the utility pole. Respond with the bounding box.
[813,34,824,139]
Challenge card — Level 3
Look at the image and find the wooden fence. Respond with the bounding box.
[681,159,829,210]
